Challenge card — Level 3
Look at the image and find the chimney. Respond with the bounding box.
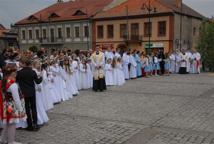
[57,0,63,3]
[175,0,182,8]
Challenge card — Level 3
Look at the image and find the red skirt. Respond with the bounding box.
[0,81,3,121]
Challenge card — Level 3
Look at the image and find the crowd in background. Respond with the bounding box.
[0,46,201,144]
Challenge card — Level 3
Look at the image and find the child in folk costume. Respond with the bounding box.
[32,60,49,125]
[105,59,114,86]
[1,65,26,144]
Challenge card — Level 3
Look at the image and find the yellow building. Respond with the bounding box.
[93,0,204,54]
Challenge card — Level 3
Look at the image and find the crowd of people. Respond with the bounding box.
[0,46,201,144]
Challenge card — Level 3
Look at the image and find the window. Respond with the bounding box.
[66,27,71,38]
[144,22,152,37]
[50,28,55,42]
[158,21,166,36]
[73,10,86,16]
[84,26,89,37]
[107,25,114,38]
[58,28,62,39]
[131,23,139,36]
[43,29,47,39]
[21,30,26,40]
[193,27,196,36]
[35,29,40,39]
[74,26,80,38]
[97,25,103,39]
[28,30,33,40]
[120,24,127,38]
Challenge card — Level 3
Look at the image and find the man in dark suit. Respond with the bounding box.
[16,58,43,131]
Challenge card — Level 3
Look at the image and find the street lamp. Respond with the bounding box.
[179,0,183,51]
[141,0,157,54]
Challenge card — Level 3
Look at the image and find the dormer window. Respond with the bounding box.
[73,10,86,16]
[28,15,39,21]
[48,12,60,19]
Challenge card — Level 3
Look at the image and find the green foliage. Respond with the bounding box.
[197,21,214,71]
[29,45,38,53]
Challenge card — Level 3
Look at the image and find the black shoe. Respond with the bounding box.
[33,125,40,131]
[26,126,34,131]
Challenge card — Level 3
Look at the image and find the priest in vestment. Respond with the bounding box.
[91,46,106,92]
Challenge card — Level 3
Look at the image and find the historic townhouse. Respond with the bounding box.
[14,0,113,50]
[0,24,18,52]
[93,0,204,53]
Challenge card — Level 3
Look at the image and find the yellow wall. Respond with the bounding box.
[95,16,171,53]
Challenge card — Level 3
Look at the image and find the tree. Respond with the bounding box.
[197,21,214,72]
[29,45,38,53]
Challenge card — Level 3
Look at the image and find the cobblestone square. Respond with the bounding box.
[17,74,214,144]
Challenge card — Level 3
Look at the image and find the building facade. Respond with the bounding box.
[15,20,92,50]
[14,0,113,51]
[0,24,18,52]
[93,0,204,54]
[14,0,204,53]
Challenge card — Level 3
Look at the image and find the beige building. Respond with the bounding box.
[93,0,204,54]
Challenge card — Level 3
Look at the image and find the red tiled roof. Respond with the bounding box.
[0,29,9,37]
[0,24,5,30]
[15,0,113,25]
[94,0,204,19]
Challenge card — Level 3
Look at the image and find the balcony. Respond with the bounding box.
[123,35,143,44]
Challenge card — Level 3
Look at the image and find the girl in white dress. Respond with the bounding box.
[72,55,81,91]
[129,53,137,79]
[113,57,125,86]
[79,59,90,89]
[61,57,78,97]
[117,58,125,85]
[105,59,114,86]
[49,61,62,103]
[70,59,79,96]
[86,59,93,88]
[41,63,54,110]
[32,60,49,125]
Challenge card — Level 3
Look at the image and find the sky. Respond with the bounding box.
[0,0,213,28]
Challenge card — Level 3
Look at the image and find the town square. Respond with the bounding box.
[0,0,214,144]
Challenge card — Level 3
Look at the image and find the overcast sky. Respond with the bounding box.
[0,0,213,28]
